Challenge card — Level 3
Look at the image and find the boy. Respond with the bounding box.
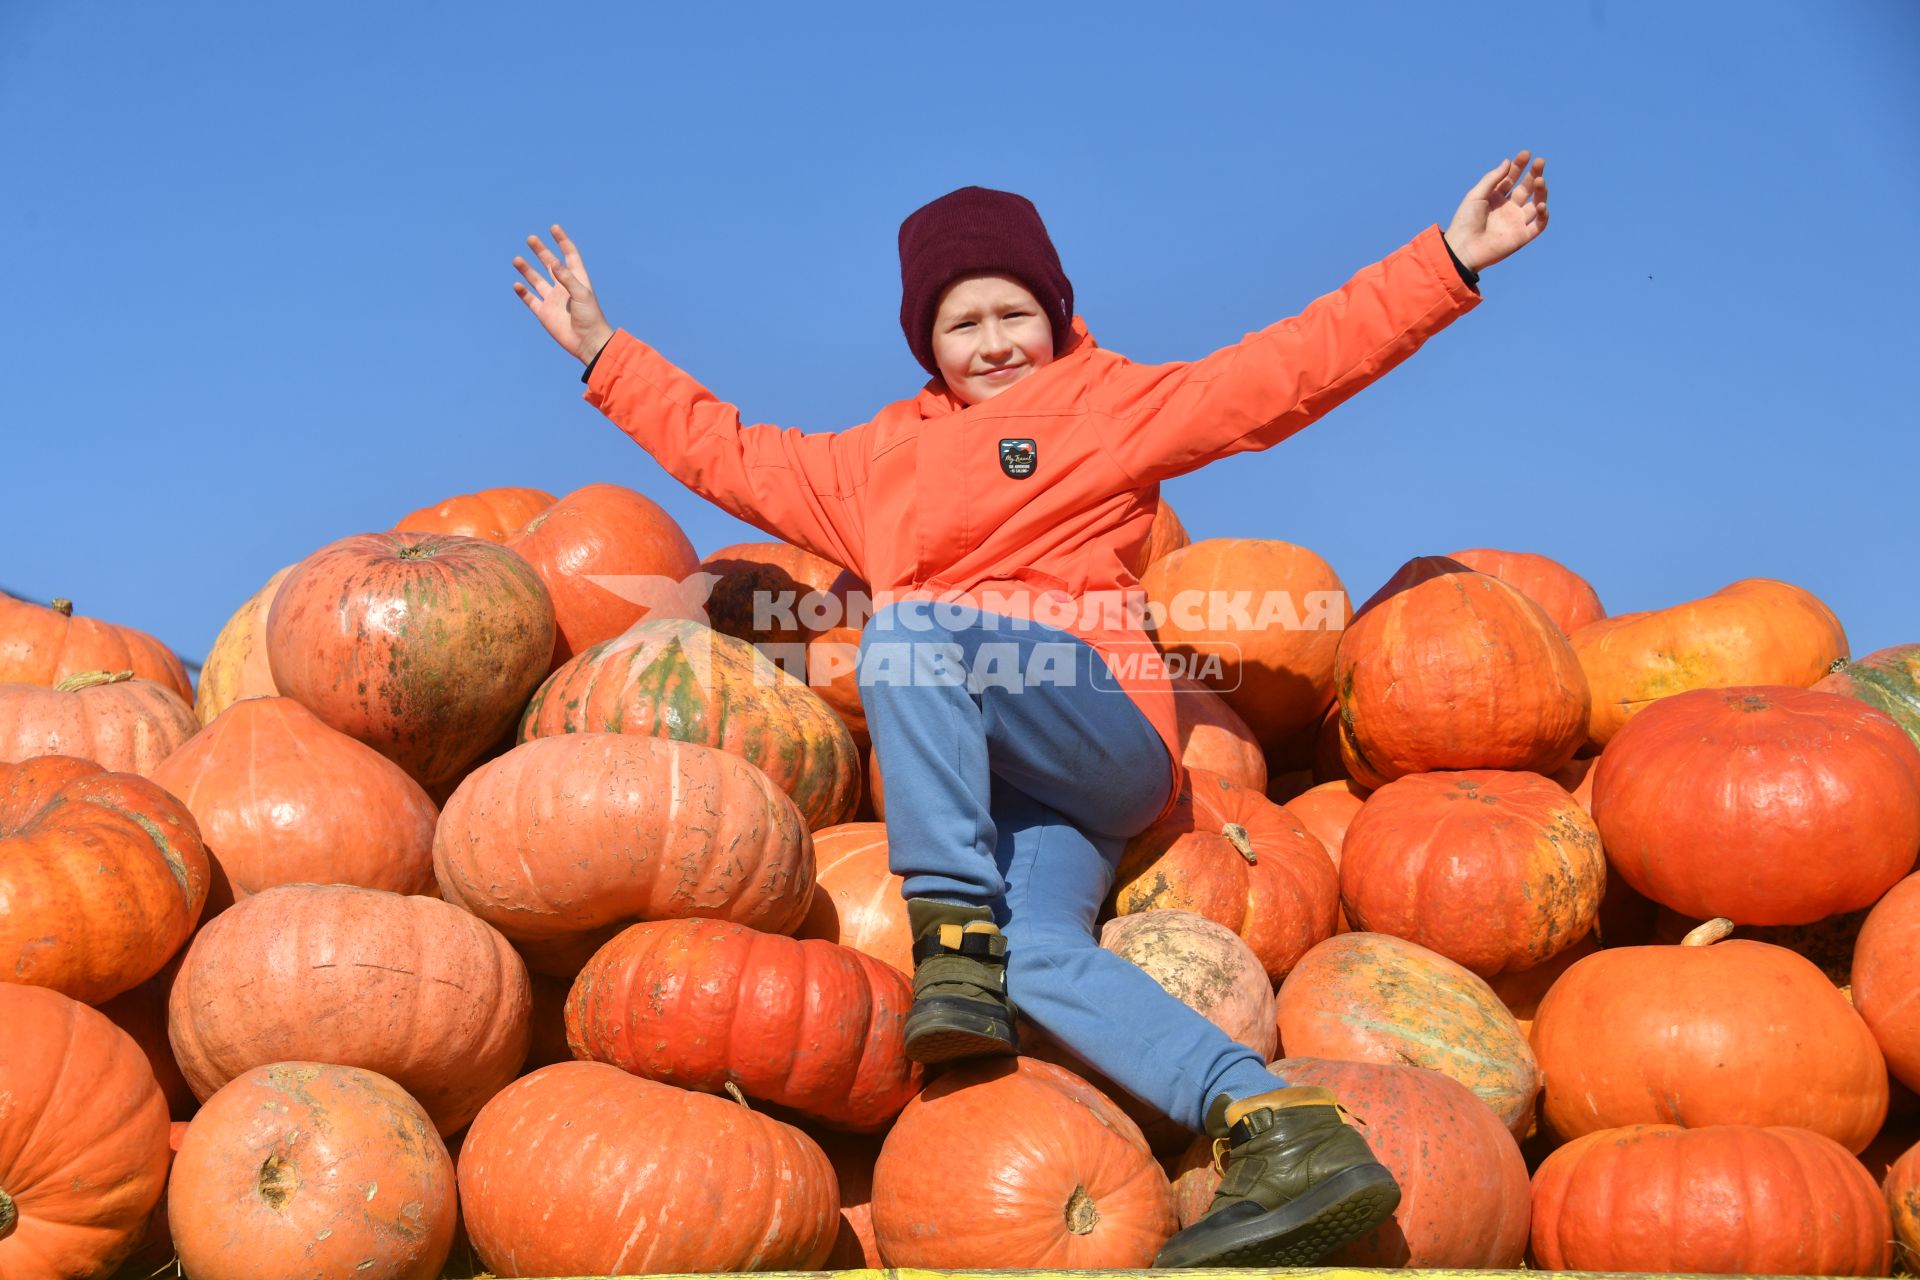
[512,152,1547,1267]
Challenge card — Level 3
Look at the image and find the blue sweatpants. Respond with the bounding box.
[858,599,1290,1133]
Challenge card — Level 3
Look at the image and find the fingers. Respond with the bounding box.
[550,222,593,288]
[525,232,566,281]
[1470,158,1515,200]
[512,254,554,297]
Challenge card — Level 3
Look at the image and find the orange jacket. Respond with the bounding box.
[585,225,1482,820]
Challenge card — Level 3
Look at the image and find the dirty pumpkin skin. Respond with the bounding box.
[265,531,556,791]
[166,1062,456,1280]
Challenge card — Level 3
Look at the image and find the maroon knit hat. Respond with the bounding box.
[898,186,1075,378]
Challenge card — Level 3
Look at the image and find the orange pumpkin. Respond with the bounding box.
[1570,577,1848,747]
[1142,538,1349,748]
[814,1127,885,1268]
[168,1063,456,1280]
[0,756,209,1003]
[1889,1139,1920,1274]
[796,822,911,975]
[153,696,439,903]
[1172,676,1266,791]
[1122,495,1191,578]
[1530,919,1888,1153]
[872,1058,1175,1268]
[393,485,556,541]
[1339,769,1604,977]
[0,594,193,702]
[0,670,198,778]
[1530,1124,1891,1276]
[1335,558,1589,787]
[1853,873,1920,1092]
[193,564,292,724]
[0,984,172,1279]
[98,961,195,1118]
[504,481,703,668]
[1111,770,1339,983]
[1446,547,1605,635]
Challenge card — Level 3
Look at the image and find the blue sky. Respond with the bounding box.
[4,2,1915,665]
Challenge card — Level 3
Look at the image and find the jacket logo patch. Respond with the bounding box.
[999,438,1037,479]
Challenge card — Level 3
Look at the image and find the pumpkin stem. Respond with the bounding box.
[1828,655,1850,674]
[256,1153,300,1212]
[1681,918,1736,947]
[1063,1184,1100,1236]
[51,598,74,618]
[54,669,134,692]
[0,1187,15,1241]
[723,1081,751,1109]
[1222,823,1257,864]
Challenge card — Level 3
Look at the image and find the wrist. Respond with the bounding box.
[1441,231,1483,274]
[578,326,615,367]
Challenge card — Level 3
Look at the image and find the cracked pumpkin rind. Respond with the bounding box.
[0,755,210,1003]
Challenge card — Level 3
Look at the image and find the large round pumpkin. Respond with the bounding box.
[520,616,861,830]
[1172,676,1267,791]
[1530,919,1889,1153]
[267,532,556,791]
[152,696,439,904]
[168,1062,456,1280]
[0,755,210,1004]
[1445,548,1605,635]
[1530,1124,1891,1275]
[567,917,919,1131]
[1335,558,1589,787]
[193,564,292,724]
[0,670,198,778]
[1339,769,1605,977]
[872,1057,1175,1268]
[1142,538,1349,748]
[459,1061,839,1274]
[1170,1057,1531,1267]
[1111,770,1339,983]
[0,984,172,1279]
[1571,577,1848,747]
[1103,909,1276,1059]
[435,733,814,968]
[1277,932,1539,1139]
[1817,643,1920,752]
[168,883,531,1135]
[1591,686,1920,925]
[504,481,703,668]
[1854,873,1920,1092]
[0,594,193,702]
[795,822,911,975]
[393,485,556,541]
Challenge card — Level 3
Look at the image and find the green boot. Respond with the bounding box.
[902,899,1018,1064]
[1153,1085,1400,1268]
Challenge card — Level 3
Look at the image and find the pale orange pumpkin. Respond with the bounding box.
[0,670,198,778]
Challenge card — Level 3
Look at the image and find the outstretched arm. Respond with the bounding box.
[512,227,868,573]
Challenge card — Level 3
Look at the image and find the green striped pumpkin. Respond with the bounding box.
[1815,644,1920,752]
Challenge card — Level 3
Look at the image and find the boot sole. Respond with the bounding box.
[904,999,1018,1064]
[904,1026,1019,1064]
[1153,1162,1401,1269]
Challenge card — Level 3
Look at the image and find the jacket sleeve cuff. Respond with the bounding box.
[1439,232,1481,293]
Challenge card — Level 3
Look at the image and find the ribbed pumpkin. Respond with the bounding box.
[1530,919,1889,1152]
[567,918,920,1131]
[1335,558,1589,787]
[0,756,209,1004]
[504,481,703,669]
[1592,686,1920,925]
[1530,1124,1891,1276]
[1111,770,1339,983]
[1818,643,1920,753]
[459,1061,839,1275]
[393,485,556,541]
[1277,932,1540,1139]
[1446,548,1605,636]
[872,1057,1175,1268]
[193,565,292,724]
[1142,538,1349,747]
[1340,770,1604,977]
[0,984,172,1279]
[266,532,556,791]
[1854,873,1920,1092]
[1889,1139,1920,1274]
[0,594,193,702]
[1571,577,1848,747]
[795,822,910,975]
[152,696,439,904]
[0,670,198,777]
[168,883,532,1135]
[434,733,814,964]
[1170,1057,1530,1267]
[520,617,861,830]
[1653,903,1870,986]
[168,1063,456,1280]
[1172,676,1266,791]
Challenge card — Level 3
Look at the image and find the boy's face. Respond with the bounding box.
[931,274,1055,405]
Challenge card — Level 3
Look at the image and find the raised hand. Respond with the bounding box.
[513,224,615,365]
[1444,152,1549,273]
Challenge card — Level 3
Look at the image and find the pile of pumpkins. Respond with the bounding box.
[2,480,1918,1279]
